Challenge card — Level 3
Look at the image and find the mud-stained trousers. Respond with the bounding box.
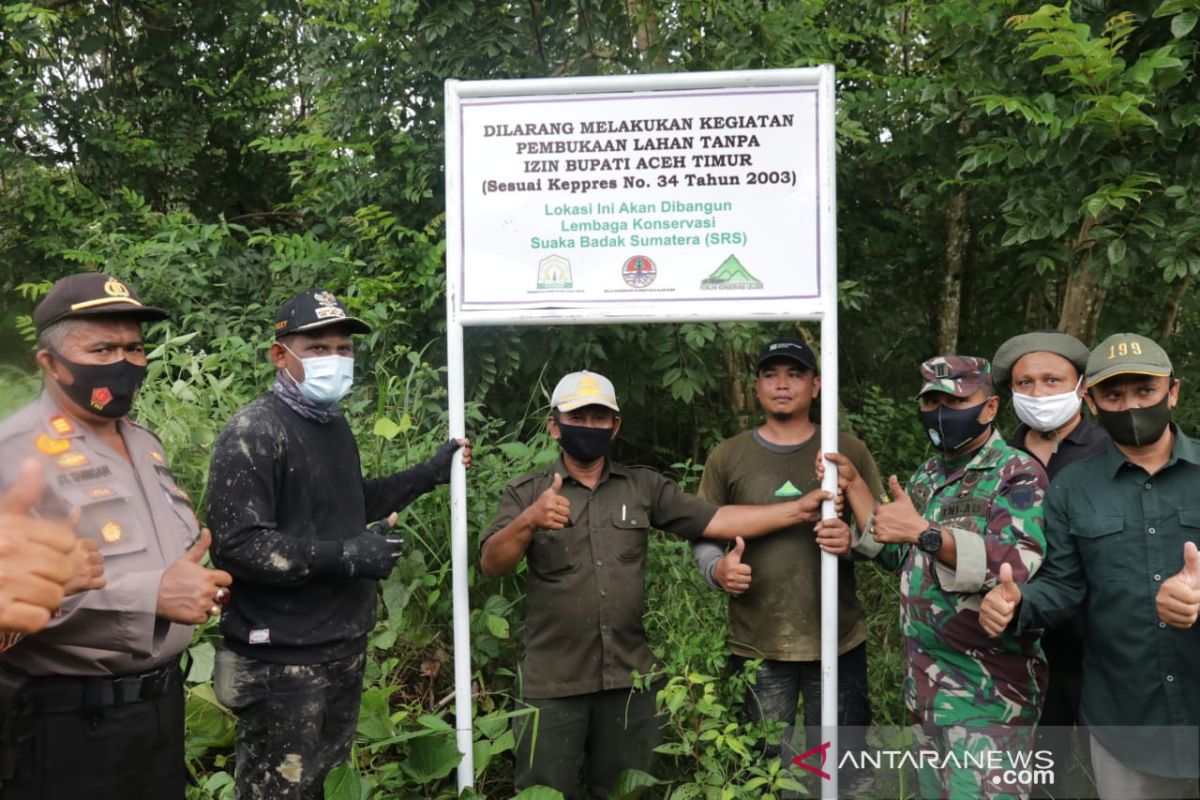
[215,648,366,800]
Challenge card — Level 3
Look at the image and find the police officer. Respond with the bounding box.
[0,272,232,800]
[830,356,1048,799]
[480,370,843,800]
[206,289,470,800]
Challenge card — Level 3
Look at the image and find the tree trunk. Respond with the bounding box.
[1057,216,1105,341]
[938,188,970,355]
[1160,275,1194,340]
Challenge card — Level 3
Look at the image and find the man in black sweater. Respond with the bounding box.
[206,289,469,799]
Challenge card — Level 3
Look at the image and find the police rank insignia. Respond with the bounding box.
[56,452,89,470]
[36,434,71,456]
[100,521,123,543]
[49,414,75,436]
[88,487,113,499]
[149,450,165,464]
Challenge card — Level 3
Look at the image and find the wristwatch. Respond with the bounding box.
[917,524,943,554]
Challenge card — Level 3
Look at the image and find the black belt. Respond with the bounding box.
[27,660,181,713]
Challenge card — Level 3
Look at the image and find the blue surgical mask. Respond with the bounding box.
[283,346,355,405]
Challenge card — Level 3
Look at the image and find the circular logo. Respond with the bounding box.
[621,255,657,288]
[104,277,130,298]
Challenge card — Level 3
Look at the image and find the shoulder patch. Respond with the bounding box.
[1006,482,1037,510]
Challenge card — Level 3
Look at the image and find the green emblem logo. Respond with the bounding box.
[774,480,803,497]
[701,255,763,290]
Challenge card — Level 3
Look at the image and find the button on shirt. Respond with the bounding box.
[1018,426,1200,779]
[482,458,717,699]
[0,391,198,676]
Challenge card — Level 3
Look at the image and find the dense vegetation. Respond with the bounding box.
[1,1,1197,797]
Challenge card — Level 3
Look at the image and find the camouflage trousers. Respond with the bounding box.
[214,647,366,800]
[913,722,1037,800]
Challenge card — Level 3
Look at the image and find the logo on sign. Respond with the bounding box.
[701,255,763,290]
[537,255,573,290]
[621,255,657,288]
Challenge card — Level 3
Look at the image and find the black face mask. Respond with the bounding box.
[918,401,991,453]
[1095,394,1173,448]
[557,422,615,463]
[52,352,147,419]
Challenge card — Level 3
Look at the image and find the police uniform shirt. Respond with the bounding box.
[482,457,718,699]
[0,391,198,676]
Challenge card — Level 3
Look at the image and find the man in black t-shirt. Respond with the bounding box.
[206,289,469,799]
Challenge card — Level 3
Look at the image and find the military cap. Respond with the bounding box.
[992,331,1090,388]
[1086,333,1172,388]
[756,338,818,372]
[917,355,993,398]
[274,289,371,339]
[551,371,620,413]
[34,273,169,334]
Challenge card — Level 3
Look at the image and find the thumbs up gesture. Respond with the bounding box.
[715,536,752,595]
[979,563,1022,638]
[1156,541,1200,630]
[528,473,571,530]
[871,475,929,545]
[156,528,234,625]
[0,460,79,633]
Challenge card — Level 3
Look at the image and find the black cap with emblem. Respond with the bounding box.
[273,289,372,339]
[34,273,169,334]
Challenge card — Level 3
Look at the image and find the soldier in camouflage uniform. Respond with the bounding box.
[828,356,1049,799]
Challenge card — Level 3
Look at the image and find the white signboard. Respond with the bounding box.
[446,71,834,324]
[443,69,841,798]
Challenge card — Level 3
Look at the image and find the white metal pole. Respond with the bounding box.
[444,79,475,792]
[817,62,840,800]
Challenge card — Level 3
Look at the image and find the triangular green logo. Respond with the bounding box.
[774,480,803,497]
[700,255,763,289]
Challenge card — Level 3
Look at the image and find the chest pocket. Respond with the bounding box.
[61,484,147,557]
[528,528,579,579]
[612,510,649,564]
[154,469,200,538]
[1071,513,1127,582]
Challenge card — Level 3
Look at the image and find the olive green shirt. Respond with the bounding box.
[482,457,717,699]
[695,427,883,661]
[1018,426,1200,779]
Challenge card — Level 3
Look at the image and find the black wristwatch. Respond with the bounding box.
[917,524,944,554]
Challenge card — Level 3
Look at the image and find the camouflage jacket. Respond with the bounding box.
[854,430,1049,726]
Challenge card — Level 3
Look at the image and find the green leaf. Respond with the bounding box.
[1107,239,1127,266]
[1172,12,1197,38]
[186,640,215,684]
[323,764,362,800]
[484,611,510,639]
[609,769,666,799]
[512,788,566,800]
[400,732,462,784]
[373,416,402,440]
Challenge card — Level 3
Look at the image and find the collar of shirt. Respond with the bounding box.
[1099,423,1200,477]
[36,389,135,442]
[551,455,635,489]
[1008,414,1106,451]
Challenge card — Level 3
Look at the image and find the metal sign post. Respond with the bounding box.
[445,67,839,796]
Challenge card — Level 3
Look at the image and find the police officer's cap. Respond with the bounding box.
[274,289,372,339]
[34,273,169,334]
[991,331,1089,388]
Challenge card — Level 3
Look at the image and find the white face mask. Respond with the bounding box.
[1011,377,1083,433]
[283,345,355,405]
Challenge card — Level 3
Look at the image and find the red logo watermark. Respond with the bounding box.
[792,740,832,780]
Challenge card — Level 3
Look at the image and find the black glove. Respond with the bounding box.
[340,528,405,579]
[426,438,462,484]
